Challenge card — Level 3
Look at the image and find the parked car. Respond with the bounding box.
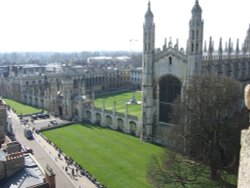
[31,114,38,120]
[39,113,50,119]
[49,120,58,126]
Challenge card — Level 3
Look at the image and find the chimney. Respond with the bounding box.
[45,164,56,188]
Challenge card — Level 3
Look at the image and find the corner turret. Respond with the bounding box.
[192,0,202,16]
[187,0,204,76]
[142,0,155,140]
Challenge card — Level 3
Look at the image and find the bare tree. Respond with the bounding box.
[171,75,247,180]
[147,151,208,188]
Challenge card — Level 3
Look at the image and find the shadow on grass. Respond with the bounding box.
[79,123,105,130]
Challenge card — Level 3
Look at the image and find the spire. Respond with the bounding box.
[219,38,223,59]
[209,37,213,53]
[228,38,232,55]
[236,39,239,56]
[174,39,179,50]
[145,0,153,19]
[219,38,223,52]
[192,0,202,16]
[208,37,214,60]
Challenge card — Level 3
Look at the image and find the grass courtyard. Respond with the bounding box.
[95,91,142,118]
[43,124,229,188]
[43,124,164,188]
[3,98,43,115]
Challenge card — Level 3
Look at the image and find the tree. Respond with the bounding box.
[171,75,247,180]
[147,151,208,188]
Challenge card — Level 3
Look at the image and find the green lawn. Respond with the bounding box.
[43,124,235,188]
[95,91,142,118]
[4,98,43,115]
[43,124,164,188]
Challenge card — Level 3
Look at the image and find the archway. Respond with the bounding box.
[106,115,112,127]
[96,113,101,124]
[117,118,124,130]
[159,76,181,123]
[129,121,136,135]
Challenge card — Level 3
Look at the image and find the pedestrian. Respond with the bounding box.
[65,166,68,172]
[72,168,74,176]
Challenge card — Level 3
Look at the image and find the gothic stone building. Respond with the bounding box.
[0,64,131,120]
[142,0,250,143]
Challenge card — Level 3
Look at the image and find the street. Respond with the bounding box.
[9,110,75,188]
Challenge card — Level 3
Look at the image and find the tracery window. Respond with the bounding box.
[159,76,181,123]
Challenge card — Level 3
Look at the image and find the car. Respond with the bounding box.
[31,114,38,120]
[24,127,33,139]
[49,120,58,126]
[37,113,50,119]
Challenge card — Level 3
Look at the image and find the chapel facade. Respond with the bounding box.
[142,0,250,143]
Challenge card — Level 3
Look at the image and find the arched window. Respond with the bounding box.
[169,57,172,65]
[191,43,194,52]
[159,76,181,123]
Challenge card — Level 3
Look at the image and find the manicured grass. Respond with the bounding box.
[95,91,142,118]
[43,124,164,188]
[4,98,43,115]
[43,124,235,188]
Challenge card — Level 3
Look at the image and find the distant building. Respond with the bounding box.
[130,67,142,89]
[0,62,133,120]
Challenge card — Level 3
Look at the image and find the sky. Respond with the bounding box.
[0,0,249,52]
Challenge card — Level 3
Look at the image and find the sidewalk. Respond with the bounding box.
[34,132,98,188]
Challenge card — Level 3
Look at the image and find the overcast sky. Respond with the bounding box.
[0,0,249,52]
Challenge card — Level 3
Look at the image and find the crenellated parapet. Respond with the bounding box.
[203,36,250,61]
[203,52,250,61]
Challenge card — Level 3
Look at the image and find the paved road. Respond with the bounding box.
[9,110,75,188]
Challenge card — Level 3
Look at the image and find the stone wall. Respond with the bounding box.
[238,127,250,188]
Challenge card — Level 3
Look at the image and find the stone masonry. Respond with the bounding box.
[238,128,250,188]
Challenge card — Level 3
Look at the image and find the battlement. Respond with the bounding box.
[203,52,250,61]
